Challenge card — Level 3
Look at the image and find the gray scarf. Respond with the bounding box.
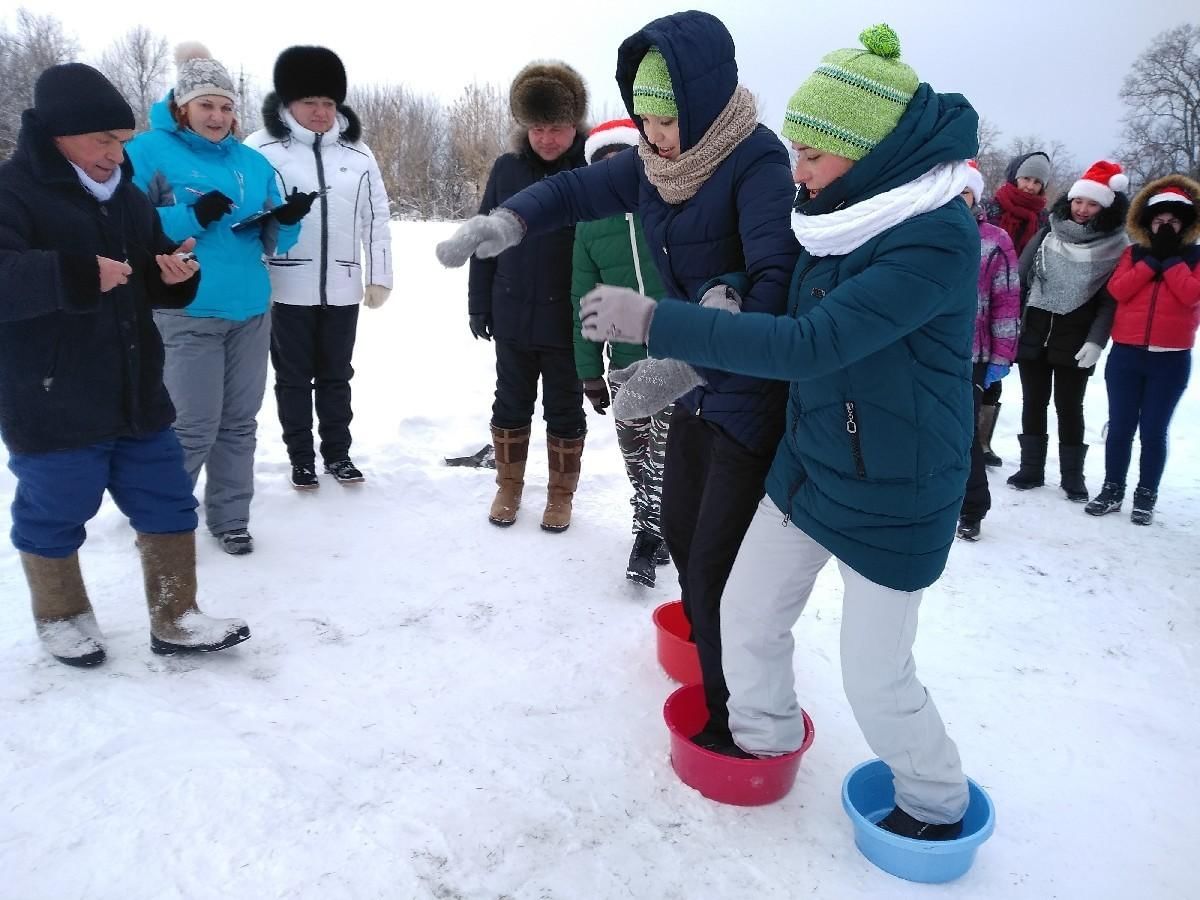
[1027,214,1128,315]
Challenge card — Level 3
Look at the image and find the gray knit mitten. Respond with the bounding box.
[435,209,524,267]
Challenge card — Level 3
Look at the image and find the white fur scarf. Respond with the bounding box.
[791,161,970,257]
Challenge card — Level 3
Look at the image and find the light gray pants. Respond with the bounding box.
[722,496,969,824]
[154,311,270,536]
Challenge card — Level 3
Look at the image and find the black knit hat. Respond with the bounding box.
[34,63,135,137]
[273,46,347,105]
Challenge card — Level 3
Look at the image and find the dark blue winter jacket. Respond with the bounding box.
[0,111,198,455]
[648,85,981,591]
[501,11,799,454]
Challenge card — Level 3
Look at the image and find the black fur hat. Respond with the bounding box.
[509,60,588,127]
[273,46,347,105]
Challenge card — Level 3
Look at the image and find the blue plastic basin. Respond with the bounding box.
[841,759,995,884]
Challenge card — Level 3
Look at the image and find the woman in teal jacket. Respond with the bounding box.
[127,45,310,554]
[582,26,979,840]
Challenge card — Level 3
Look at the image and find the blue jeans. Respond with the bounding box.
[8,429,198,558]
[1104,344,1191,492]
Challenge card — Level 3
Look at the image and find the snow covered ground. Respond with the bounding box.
[1,220,1197,900]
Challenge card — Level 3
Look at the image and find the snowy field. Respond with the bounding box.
[1,220,1197,900]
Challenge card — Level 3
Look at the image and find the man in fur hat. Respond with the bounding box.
[245,46,393,490]
[467,61,590,531]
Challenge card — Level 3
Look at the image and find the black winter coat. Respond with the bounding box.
[0,110,197,454]
[468,133,587,350]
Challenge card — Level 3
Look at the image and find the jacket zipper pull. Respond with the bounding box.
[42,377,54,392]
[781,513,790,527]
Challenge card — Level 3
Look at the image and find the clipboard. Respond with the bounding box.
[229,208,276,234]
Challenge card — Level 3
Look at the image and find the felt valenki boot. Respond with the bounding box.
[488,424,530,527]
[542,433,585,532]
[20,552,106,667]
[137,532,250,655]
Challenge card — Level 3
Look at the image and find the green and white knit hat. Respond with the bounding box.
[781,24,918,161]
[631,48,677,117]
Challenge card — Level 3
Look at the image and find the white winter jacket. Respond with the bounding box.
[245,100,392,306]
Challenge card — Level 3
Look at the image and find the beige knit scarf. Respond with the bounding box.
[638,86,759,205]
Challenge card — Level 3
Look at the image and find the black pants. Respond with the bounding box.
[271,302,359,466]
[491,340,586,438]
[662,414,774,732]
[961,362,991,520]
[1018,355,1090,445]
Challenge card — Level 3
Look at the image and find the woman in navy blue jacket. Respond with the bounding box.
[438,11,799,751]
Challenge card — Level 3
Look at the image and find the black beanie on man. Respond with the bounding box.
[33,63,135,136]
[273,46,348,105]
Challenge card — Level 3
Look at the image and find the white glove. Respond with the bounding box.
[435,209,524,267]
[363,284,391,309]
[1074,341,1102,369]
[580,285,657,344]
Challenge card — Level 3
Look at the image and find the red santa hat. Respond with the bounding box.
[963,159,985,206]
[1067,160,1129,208]
[584,118,641,165]
[1146,185,1194,208]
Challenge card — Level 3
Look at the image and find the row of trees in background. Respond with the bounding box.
[3,11,1198,217]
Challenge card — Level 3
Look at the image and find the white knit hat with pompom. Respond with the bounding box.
[174,42,236,106]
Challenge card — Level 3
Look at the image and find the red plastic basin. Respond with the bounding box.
[663,683,815,807]
[652,600,702,684]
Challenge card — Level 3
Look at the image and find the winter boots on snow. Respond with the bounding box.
[1131,486,1157,526]
[291,464,319,490]
[542,433,585,532]
[138,531,250,655]
[978,402,1002,468]
[1085,482,1124,517]
[488,424,530,527]
[325,458,365,484]
[956,517,982,542]
[1058,444,1089,502]
[626,531,664,587]
[21,552,106,667]
[1006,434,1047,490]
[877,806,964,841]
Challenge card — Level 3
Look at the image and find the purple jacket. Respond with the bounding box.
[974,213,1020,365]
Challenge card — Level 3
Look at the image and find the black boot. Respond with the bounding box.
[1006,434,1047,490]
[1059,444,1089,502]
[978,402,1002,468]
[626,531,658,587]
[1085,481,1124,516]
[691,724,758,759]
[1131,486,1157,526]
[877,806,963,841]
[956,516,981,541]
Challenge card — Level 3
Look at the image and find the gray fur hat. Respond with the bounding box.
[174,42,236,107]
[509,61,588,127]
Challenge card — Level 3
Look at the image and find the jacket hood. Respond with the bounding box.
[615,11,738,154]
[1005,151,1051,193]
[1126,174,1200,247]
[261,91,362,143]
[11,108,134,188]
[148,91,239,152]
[802,85,979,215]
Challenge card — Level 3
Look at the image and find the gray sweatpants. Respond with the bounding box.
[722,496,969,824]
[154,311,270,536]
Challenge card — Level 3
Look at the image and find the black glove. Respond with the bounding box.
[469,313,492,341]
[1149,225,1182,261]
[272,188,318,226]
[193,190,233,228]
[582,378,610,414]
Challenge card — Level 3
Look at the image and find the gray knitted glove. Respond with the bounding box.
[435,209,524,267]
[580,285,657,344]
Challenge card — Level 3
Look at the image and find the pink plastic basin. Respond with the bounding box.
[663,682,815,807]
[652,600,702,684]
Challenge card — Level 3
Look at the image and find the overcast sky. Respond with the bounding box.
[30,0,1197,167]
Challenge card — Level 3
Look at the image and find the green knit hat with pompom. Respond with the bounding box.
[631,47,677,117]
[781,24,919,161]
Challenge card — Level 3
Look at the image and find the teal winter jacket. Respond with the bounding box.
[126,95,298,321]
[648,85,980,591]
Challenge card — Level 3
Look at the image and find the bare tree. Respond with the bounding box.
[1116,24,1200,186]
[96,26,168,131]
[975,116,1007,199]
[0,9,79,158]
[447,82,512,216]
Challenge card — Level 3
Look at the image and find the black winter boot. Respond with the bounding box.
[1059,444,1089,502]
[1006,434,1047,490]
[956,516,981,541]
[877,806,963,841]
[1085,482,1124,516]
[626,531,658,587]
[978,402,1002,468]
[1131,486,1157,526]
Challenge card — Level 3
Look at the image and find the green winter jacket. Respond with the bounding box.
[648,85,980,591]
[570,212,664,379]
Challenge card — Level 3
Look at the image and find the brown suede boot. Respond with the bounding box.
[542,433,585,532]
[19,552,106,667]
[489,424,530,527]
[136,532,250,655]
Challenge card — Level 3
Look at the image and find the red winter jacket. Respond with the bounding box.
[1107,246,1200,349]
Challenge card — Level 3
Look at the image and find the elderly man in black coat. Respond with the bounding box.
[0,64,251,667]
